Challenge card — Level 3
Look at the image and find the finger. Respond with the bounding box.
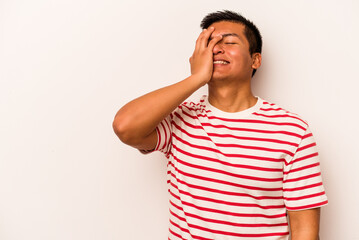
[199,27,215,49]
[194,29,207,53]
[207,35,223,51]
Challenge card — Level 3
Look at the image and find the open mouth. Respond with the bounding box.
[213,60,229,65]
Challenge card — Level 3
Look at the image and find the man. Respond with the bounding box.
[113,10,328,240]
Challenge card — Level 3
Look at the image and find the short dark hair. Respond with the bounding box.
[200,10,262,76]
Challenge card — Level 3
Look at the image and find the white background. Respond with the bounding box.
[1,0,358,239]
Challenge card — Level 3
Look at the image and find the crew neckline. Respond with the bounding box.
[203,95,263,118]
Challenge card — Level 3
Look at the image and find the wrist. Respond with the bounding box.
[189,74,210,87]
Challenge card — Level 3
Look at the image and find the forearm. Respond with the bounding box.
[288,208,321,240]
[291,230,319,240]
[113,75,204,145]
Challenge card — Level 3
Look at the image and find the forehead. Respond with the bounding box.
[209,21,246,37]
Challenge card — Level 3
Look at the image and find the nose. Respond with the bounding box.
[213,42,224,55]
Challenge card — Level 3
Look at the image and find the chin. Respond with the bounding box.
[212,71,226,79]
[211,73,230,82]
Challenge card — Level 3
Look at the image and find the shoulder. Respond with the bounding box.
[254,98,310,134]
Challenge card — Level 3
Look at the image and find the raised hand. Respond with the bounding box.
[114,28,223,151]
[189,27,223,86]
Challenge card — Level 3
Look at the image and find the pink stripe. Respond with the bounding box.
[284,162,320,174]
[202,122,302,138]
[252,112,308,126]
[260,107,284,111]
[302,133,313,139]
[173,112,203,129]
[169,228,187,240]
[170,201,288,228]
[263,101,277,106]
[172,122,211,140]
[179,104,211,114]
[155,127,161,151]
[297,142,316,152]
[208,132,299,147]
[164,118,172,132]
[284,191,326,201]
[170,219,216,240]
[215,143,294,157]
[283,182,323,192]
[288,152,319,165]
[283,172,321,183]
[286,200,328,211]
[170,209,216,240]
[160,121,167,151]
[164,119,173,157]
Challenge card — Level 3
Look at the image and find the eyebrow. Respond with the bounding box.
[209,33,241,41]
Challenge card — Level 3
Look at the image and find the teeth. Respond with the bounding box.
[213,61,229,64]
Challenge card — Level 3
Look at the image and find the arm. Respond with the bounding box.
[288,208,321,240]
[112,27,222,150]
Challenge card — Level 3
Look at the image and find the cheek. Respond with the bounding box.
[229,50,252,66]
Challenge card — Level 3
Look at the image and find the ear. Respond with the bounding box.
[251,53,262,70]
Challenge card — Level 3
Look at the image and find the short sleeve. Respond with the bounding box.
[139,113,173,157]
[283,126,328,211]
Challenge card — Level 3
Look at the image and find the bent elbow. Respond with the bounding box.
[112,115,133,144]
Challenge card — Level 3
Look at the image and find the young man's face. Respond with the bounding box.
[208,21,260,82]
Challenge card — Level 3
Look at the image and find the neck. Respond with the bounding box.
[207,79,257,113]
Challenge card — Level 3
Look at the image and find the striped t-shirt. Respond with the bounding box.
[152,95,328,240]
